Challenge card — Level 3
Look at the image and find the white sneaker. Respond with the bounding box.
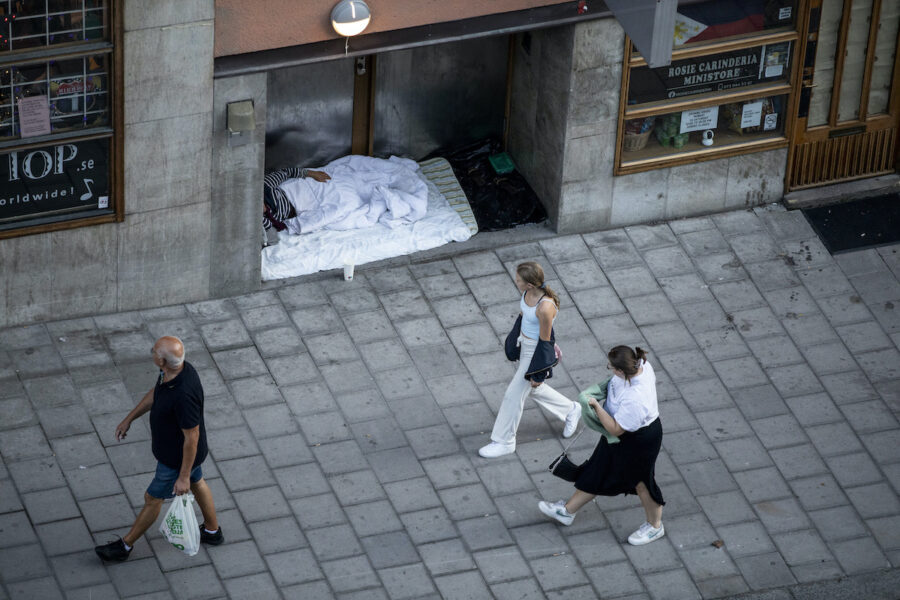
[478,441,515,458]
[628,522,665,545]
[538,500,575,526]
[563,403,582,438]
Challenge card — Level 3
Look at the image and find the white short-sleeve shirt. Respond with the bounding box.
[606,359,659,432]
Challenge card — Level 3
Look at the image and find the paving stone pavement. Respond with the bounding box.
[1,205,899,599]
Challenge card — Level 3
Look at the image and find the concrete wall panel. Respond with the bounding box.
[557,179,613,233]
[49,225,119,318]
[724,150,786,210]
[0,235,52,326]
[610,169,669,226]
[116,203,211,310]
[665,160,730,219]
[573,18,625,70]
[124,113,213,214]
[125,0,213,31]
[210,73,266,297]
[124,21,214,125]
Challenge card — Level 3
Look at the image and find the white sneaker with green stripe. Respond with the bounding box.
[628,521,665,545]
[538,500,575,526]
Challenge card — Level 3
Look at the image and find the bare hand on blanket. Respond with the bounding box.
[307,170,331,182]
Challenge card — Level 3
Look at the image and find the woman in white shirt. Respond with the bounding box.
[539,345,666,546]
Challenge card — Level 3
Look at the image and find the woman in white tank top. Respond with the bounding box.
[479,262,582,459]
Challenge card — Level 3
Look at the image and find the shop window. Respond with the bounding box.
[671,0,797,48]
[0,0,121,239]
[616,1,801,174]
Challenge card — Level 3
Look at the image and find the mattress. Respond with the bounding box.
[261,157,476,281]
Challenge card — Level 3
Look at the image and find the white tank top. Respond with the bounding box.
[520,292,555,339]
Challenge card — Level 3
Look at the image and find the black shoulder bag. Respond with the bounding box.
[548,427,585,482]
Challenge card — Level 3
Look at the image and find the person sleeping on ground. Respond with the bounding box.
[262,155,429,235]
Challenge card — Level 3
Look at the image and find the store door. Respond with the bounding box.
[787,0,900,190]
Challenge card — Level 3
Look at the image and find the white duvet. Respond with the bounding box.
[279,155,428,234]
[261,161,472,281]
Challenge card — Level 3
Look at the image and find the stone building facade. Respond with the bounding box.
[0,0,893,327]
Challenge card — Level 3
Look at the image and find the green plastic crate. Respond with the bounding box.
[488,152,516,174]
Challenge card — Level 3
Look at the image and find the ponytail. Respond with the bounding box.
[608,345,646,383]
[541,283,561,309]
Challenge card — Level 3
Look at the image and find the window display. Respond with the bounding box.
[616,1,801,174]
[621,95,787,162]
[672,0,796,48]
[0,0,119,237]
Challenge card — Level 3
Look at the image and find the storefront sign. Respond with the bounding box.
[680,106,719,133]
[628,42,791,104]
[0,139,110,224]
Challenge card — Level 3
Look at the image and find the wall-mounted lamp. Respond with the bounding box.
[226,99,255,146]
[332,0,370,54]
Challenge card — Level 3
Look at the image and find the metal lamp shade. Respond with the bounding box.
[331,0,371,37]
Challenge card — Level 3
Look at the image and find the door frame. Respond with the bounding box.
[786,0,900,190]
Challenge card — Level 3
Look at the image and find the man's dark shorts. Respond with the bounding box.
[147,462,203,499]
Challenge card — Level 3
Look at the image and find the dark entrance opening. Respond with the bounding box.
[802,193,900,253]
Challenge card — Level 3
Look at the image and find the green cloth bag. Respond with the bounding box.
[576,377,620,444]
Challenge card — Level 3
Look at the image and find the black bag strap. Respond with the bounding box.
[560,426,584,453]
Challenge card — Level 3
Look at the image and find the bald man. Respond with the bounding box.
[95,336,223,562]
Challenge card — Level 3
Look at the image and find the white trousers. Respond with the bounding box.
[491,336,576,445]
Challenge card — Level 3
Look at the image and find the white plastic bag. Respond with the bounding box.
[159,492,200,556]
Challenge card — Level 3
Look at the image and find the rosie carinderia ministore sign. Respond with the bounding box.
[0,139,110,228]
[628,41,791,104]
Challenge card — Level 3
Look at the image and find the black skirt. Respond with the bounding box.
[574,417,665,506]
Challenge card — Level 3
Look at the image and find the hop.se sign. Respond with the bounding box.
[0,139,109,224]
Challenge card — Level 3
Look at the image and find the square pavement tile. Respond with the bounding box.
[400,507,457,545]
[345,500,404,537]
[733,467,792,504]
[438,483,497,520]
[754,497,812,534]
[378,562,437,598]
[696,490,756,526]
[384,477,442,513]
[264,547,324,587]
[530,553,589,591]
[419,538,476,576]
[247,516,307,554]
[457,514,514,551]
[735,552,796,590]
[290,493,347,530]
[233,486,292,522]
[251,326,306,358]
[361,530,420,569]
[223,573,282,600]
[830,536,891,574]
[312,439,367,476]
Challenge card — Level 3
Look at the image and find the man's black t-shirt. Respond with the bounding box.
[149,361,208,470]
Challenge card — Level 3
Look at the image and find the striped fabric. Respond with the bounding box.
[262,167,307,231]
[418,157,479,236]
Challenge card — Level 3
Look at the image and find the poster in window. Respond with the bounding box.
[0,139,110,226]
[18,96,52,138]
[680,107,719,133]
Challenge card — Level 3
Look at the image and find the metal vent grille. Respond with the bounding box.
[788,128,897,190]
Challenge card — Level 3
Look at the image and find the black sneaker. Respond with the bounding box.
[199,523,224,546]
[94,538,131,562]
